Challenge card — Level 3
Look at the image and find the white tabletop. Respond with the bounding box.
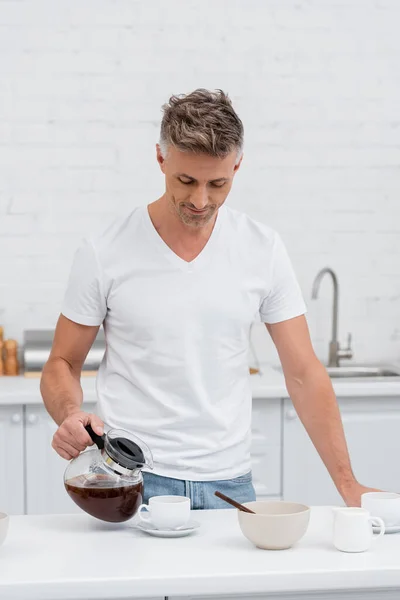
[1,507,400,599]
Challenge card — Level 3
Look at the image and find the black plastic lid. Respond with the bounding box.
[106,436,146,470]
[85,424,151,472]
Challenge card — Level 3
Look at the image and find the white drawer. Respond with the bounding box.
[251,398,282,497]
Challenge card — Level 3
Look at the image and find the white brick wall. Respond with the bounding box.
[1,0,399,367]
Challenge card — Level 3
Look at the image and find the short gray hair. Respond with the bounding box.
[159,89,244,162]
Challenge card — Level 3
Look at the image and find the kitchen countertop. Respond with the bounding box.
[1,507,400,599]
[0,367,400,405]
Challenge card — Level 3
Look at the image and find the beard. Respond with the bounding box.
[171,199,219,228]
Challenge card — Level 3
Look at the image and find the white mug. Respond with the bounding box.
[0,512,9,547]
[361,492,400,528]
[333,507,385,553]
[138,495,191,530]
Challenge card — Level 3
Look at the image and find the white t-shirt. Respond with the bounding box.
[62,205,306,481]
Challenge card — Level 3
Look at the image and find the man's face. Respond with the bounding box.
[157,145,242,228]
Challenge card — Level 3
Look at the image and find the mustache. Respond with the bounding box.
[181,204,216,211]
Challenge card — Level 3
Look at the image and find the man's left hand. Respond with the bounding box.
[341,482,381,507]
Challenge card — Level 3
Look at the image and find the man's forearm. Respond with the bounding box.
[286,360,357,497]
[40,357,83,425]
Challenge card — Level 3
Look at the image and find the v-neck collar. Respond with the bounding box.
[142,204,225,272]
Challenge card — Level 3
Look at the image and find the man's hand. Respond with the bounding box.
[52,411,104,460]
[341,482,381,507]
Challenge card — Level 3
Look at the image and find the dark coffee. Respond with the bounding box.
[65,475,143,523]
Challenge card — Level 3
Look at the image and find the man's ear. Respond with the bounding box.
[156,144,166,173]
[234,153,243,173]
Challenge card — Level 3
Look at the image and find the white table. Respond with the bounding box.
[1,508,400,600]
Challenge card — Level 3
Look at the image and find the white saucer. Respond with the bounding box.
[373,524,400,534]
[136,520,200,538]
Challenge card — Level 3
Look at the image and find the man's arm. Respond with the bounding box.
[40,314,104,459]
[266,315,376,506]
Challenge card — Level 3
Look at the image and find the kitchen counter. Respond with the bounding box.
[1,507,400,600]
[1,367,400,405]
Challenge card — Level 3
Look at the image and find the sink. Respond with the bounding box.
[326,366,400,378]
[272,364,400,380]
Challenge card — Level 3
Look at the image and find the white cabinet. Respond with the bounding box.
[0,405,24,514]
[25,403,97,514]
[4,391,400,516]
[283,396,400,506]
[251,398,281,499]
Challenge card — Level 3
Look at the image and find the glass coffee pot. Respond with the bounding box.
[64,425,153,523]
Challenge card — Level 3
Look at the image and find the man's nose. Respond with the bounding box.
[190,187,208,209]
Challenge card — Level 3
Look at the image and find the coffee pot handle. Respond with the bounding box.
[85,424,105,450]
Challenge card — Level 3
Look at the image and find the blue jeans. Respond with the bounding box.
[142,471,256,510]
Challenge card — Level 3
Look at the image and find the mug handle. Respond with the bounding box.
[369,516,385,538]
[138,504,151,523]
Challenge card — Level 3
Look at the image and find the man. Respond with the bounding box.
[41,89,375,509]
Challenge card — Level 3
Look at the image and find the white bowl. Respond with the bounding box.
[0,512,9,546]
[238,501,310,550]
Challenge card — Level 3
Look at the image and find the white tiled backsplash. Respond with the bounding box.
[1,0,399,367]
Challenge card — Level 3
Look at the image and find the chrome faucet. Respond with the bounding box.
[311,267,353,368]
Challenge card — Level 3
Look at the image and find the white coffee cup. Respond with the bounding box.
[138,495,191,530]
[0,512,9,547]
[333,507,385,553]
[361,492,400,527]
